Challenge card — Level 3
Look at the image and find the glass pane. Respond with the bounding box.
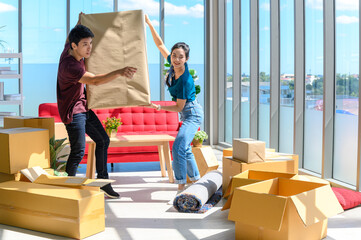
[71,0,113,27]
[118,0,160,100]
[164,1,205,124]
[225,0,233,143]
[0,1,19,116]
[279,0,294,153]
[0,1,18,53]
[304,1,323,173]
[241,0,250,138]
[259,0,270,146]
[22,0,66,116]
[333,0,359,185]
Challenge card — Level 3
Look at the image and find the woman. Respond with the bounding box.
[145,15,204,191]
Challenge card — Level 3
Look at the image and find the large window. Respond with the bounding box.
[164,1,205,116]
[279,0,294,153]
[304,1,323,174]
[22,0,66,116]
[241,0,250,138]
[225,0,233,143]
[333,0,359,185]
[259,0,270,147]
[117,0,160,100]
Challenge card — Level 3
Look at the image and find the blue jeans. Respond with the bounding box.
[65,110,110,179]
[172,101,204,184]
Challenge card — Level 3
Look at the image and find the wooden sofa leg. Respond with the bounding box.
[111,163,114,168]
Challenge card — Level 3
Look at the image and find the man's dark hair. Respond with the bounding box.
[68,25,94,49]
[171,42,190,59]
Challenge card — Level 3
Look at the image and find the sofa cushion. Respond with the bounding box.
[332,187,361,210]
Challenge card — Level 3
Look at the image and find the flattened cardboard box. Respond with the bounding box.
[0,181,105,239]
[222,170,296,210]
[4,116,55,139]
[222,154,298,195]
[229,178,343,240]
[0,128,50,174]
[0,168,55,183]
[82,10,150,109]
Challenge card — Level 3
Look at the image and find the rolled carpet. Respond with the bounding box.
[173,171,222,213]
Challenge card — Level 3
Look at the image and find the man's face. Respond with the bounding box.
[72,37,92,58]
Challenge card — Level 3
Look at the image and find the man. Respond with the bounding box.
[57,13,137,198]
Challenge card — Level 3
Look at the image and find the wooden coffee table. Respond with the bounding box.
[85,135,175,182]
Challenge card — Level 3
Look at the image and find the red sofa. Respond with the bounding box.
[38,101,179,164]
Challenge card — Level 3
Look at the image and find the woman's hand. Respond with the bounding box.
[145,14,152,26]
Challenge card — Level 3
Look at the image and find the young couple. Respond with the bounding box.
[57,13,203,199]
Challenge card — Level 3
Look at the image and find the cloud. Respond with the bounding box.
[263,26,270,31]
[335,0,358,11]
[306,0,323,10]
[118,0,203,18]
[183,21,189,25]
[260,3,270,11]
[307,0,359,11]
[0,3,16,12]
[150,19,159,27]
[165,2,204,18]
[336,15,359,24]
[53,28,63,32]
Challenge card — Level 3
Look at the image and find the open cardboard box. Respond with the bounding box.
[222,170,296,210]
[0,180,105,239]
[228,178,343,240]
[222,154,298,195]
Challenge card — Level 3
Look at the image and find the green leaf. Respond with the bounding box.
[195,85,201,95]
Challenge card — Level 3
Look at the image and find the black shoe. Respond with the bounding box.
[100,183,120,199]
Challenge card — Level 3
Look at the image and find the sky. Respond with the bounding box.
[0,0,359,74]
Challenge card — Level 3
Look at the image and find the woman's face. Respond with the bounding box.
[171,48,188,69]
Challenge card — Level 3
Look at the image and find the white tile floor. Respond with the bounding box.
[0,149,360,240]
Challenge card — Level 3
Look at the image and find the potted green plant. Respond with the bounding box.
[103,117,122,138]
[192,130,208,147]
[49,136,69,176]
[163,62,201,101]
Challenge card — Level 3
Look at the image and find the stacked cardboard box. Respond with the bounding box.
[4,116,55,139]
[0,127,50,174]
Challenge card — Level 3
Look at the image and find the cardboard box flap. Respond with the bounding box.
[20,166,50,182]
[248,170,296,180]
[223,171,250,198]
[228,179,288,231]
[34,174,114,187]
[290,184,344,226]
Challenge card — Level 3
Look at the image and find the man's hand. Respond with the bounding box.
[77,12,84,25]
[118,67,137,79]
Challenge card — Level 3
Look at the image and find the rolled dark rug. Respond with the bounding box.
[173,171,222,213]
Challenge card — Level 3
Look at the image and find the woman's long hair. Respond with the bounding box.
[165,42,190,87]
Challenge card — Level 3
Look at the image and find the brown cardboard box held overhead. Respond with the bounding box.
[4,116,55,139]
[81,10,150,109]
[222,155,298,195]
[229,178,343,240]
[0,127,50,174]
[222,170,296,210]
[0,181,105,239]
